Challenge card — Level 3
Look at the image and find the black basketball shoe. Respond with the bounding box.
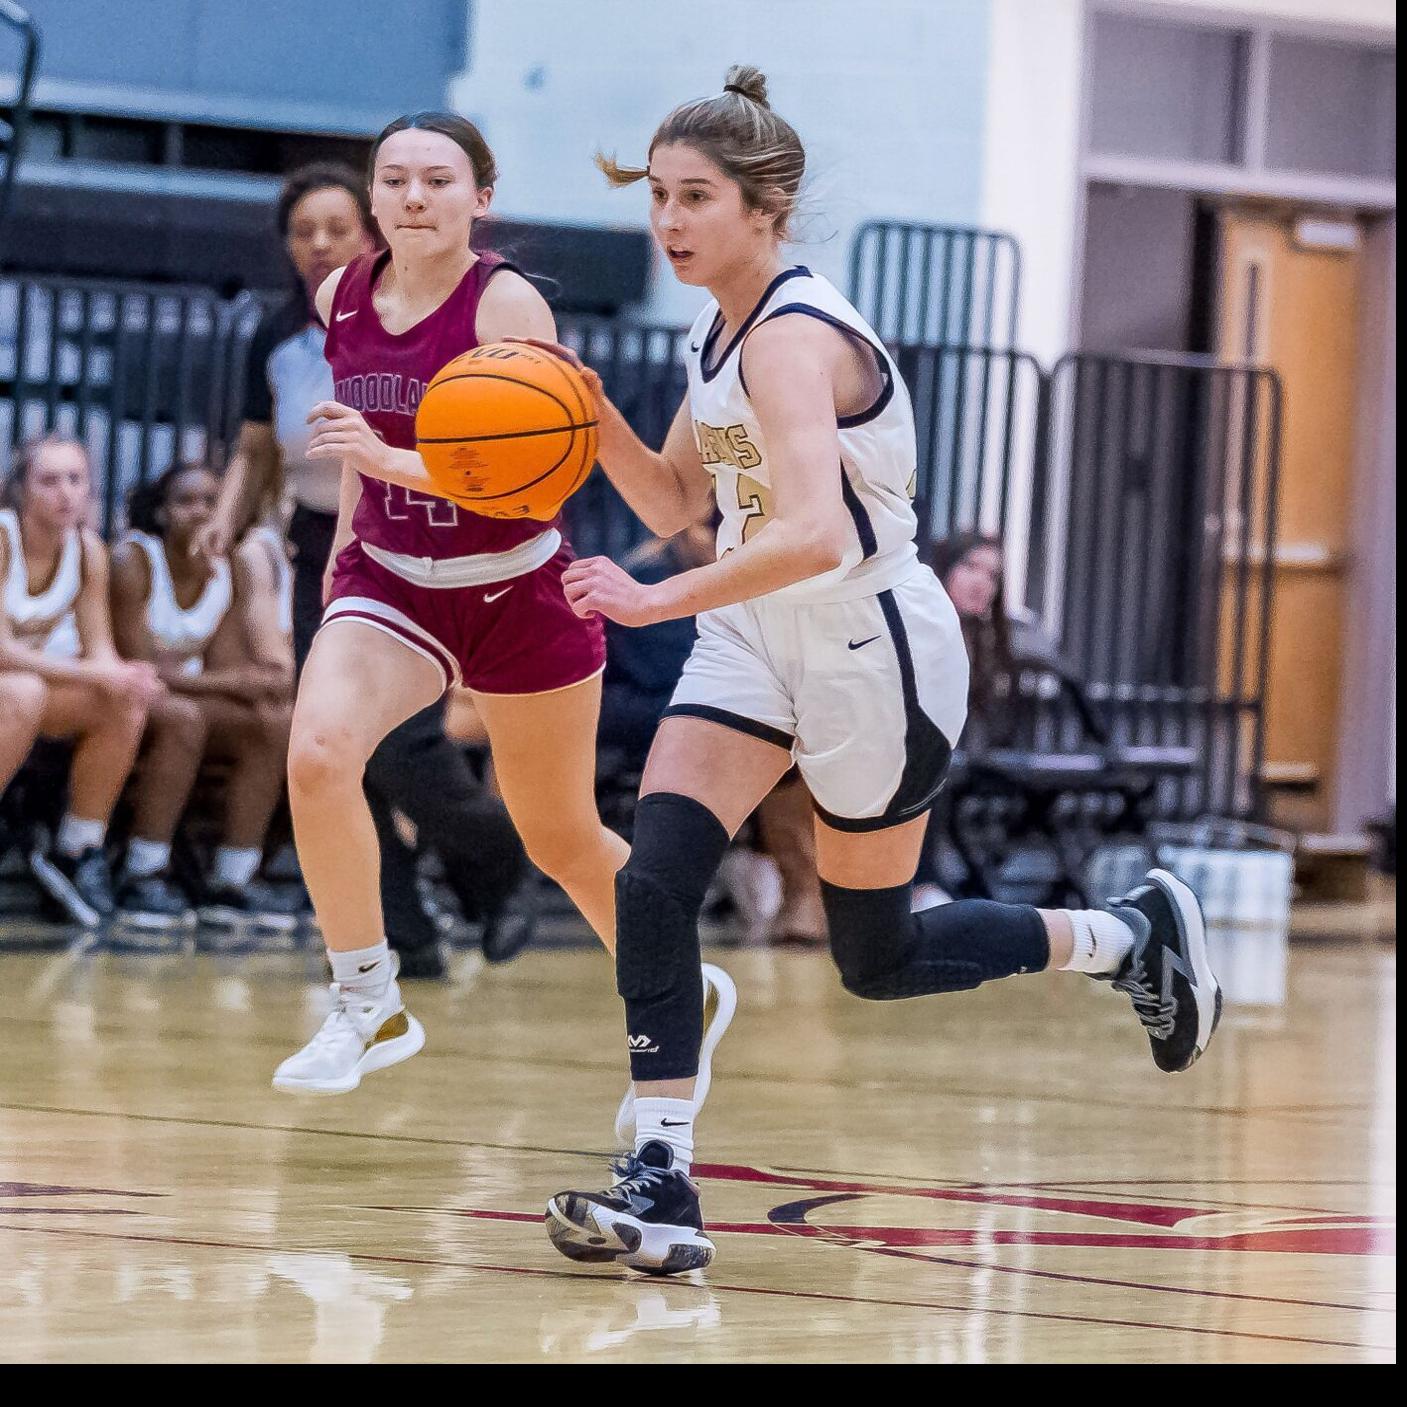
[198,881,301,936]
[29,845,114,928]
[115,872,194,932]
[545,1141,715,1276]
[1103,868,1222,1073]
[480,879,538,965]
[389,937,447,981]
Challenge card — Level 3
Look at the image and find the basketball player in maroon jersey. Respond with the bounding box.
[272,113,735,1108]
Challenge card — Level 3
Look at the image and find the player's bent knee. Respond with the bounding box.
[1,673,47,729]
[113,695,150,740]
[151,696,207,755]
[822,883,1040,1000]
[519,824,591,884]
[287,722,369,797]
[826,913,984,1001]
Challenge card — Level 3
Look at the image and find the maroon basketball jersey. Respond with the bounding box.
[324,249,555,560]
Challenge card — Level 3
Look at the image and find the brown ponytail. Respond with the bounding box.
[597,64,805,237]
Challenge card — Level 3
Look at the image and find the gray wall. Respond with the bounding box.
[4,0,466,131]
[1078,184,1199,353]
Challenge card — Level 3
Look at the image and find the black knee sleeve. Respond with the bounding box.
[616,793,731,1081]
[821,882,1049,1001]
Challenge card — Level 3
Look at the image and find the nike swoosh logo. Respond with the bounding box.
[357,962,380,973]
[335,309,357,322]
[848,635,881,650]
[483,586,513,603]
[659,1119,691,1128]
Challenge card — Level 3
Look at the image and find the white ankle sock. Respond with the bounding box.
[56,815,104,858]
[635,1097,695,1173]
[125,838,171,879]
[1060,910,1137,975]
[329,942,393,1000]
[213,845,261,888]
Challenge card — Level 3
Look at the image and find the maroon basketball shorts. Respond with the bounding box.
[322,539,605,695]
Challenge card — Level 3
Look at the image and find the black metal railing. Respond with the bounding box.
[895,342,1045,549]
[1028,352,1283,820]
[0,274,261,531]
[849,220,1021,348]
[557,314,689,561]
[0,269,1281,823]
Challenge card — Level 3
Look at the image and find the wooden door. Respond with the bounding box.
[1216,209,1362,832]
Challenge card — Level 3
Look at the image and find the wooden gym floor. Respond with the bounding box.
[0,922,1394,1363]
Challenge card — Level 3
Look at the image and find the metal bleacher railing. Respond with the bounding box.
[1032,351,1282,824]
[0,221,1281,829]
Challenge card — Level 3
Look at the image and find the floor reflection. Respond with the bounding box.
[539,1281,723,1356]
[266,1252,413,1363]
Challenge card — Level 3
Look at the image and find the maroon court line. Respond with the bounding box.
[769,1166,1390,1203]
[758,1201,1381,1315]
[695,1162,1393,1231]
[868,1184,1388,1218]
[0,1220,1390,1355]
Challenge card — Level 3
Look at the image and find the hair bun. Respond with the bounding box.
[723,64,769,107]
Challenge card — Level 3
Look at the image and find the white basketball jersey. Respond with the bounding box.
[684,267,918,604]
[0,507,84,655]
[127,530,232,677]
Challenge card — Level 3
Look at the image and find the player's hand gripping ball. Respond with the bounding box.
[415,341,599,520]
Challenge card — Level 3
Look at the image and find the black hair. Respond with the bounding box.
[276,162,376,241]
[126,463,213,537]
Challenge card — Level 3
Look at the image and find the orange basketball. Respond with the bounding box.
[415,342,598,521]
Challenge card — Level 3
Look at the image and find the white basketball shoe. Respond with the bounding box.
[272,971,425,1095]
[614,962,737,1144]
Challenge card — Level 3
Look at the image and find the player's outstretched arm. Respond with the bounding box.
[509,338,711,537]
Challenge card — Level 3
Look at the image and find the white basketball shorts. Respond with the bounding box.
[663,565,969,829]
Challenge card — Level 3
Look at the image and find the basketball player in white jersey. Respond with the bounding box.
[0,435,161,926]
[535,67,1222,1274]
[110,463,296,935]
